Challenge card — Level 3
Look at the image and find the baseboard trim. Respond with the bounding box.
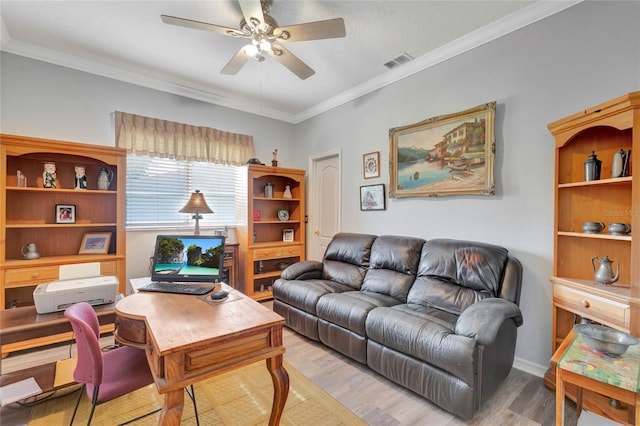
[513,356,548,378]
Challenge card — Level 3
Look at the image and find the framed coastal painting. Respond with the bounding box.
[389,102,496,198]
[360,184,386,211]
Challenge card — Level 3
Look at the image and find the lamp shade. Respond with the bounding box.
[179,190,213,214]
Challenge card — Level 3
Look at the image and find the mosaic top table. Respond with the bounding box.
[553,329,639,425]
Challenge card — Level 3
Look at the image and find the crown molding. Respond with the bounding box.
[1,1,581,124]
[293,0,582,123]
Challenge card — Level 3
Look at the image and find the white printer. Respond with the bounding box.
[33,275,118,314]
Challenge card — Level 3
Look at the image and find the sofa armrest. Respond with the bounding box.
[281,260,324,280]
[455,298,523,345]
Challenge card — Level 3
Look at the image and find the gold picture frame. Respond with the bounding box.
[79,232,112,254]
[363,151,380,179]
[389,102,496,198]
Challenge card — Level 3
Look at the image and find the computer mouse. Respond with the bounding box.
[210,290,229,301]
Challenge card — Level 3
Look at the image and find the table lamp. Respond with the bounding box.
[179,190,213,236]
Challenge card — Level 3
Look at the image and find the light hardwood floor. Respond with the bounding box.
[0,301,575,426]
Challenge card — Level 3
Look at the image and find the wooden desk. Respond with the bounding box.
[0,301,118,359]
[554,329,640,425]
[114,284,289,425]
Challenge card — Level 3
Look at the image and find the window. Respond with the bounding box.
[126,154,239,229]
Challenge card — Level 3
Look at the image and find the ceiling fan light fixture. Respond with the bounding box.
[243,44,259,56]
[259,38,272,51]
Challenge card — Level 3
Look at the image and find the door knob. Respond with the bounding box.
[314,230,320,235]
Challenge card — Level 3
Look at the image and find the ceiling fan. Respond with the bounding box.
[161,0,346,80]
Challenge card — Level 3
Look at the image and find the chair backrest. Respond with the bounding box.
[64,302,104,386]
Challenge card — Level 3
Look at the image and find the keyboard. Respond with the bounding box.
[137,282,214,295]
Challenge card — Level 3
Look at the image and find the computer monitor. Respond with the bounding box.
[150,235,225,283]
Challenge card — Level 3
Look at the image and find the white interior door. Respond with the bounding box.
[308,151,341,261]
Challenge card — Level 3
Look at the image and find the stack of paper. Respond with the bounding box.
[0,377,42,406]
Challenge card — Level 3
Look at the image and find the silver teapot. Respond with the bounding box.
[592,256,620,285]
[97,168,114,190]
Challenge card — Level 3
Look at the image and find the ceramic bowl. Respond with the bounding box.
[608,222,631,236]
[574,324,639,355]
[582,221,605,234]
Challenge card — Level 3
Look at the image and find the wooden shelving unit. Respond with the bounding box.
[237,164,305,301]
[0,134,127,310]
[544,92,640,422]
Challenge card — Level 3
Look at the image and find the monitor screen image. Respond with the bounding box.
[150,235,225,283]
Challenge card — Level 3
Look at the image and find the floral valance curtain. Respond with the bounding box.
[115,111,255,165]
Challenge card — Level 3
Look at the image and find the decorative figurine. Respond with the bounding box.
[272,148,278,167]
[16,170,27,187]
[74,165,87,189]
[283,184,292,199]
[43,162,57,188]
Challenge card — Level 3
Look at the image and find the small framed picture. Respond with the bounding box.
[283,229,294,242]
[363,151,380,179]
[360,184,386,211]
[55,204,76,224]
[79,232,112,254]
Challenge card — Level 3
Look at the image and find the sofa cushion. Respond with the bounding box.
[408,239,509,315]
[365,306,476,385]
[361,235,425,302]
[322,233,377,289]
[317,291,400,335]
[272,279,353,315]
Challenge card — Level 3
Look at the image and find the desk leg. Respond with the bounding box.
[158,388,185,426]
[266,354,289,426]
[556,367,565,426]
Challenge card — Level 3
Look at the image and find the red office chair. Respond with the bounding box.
[65,302,199,425]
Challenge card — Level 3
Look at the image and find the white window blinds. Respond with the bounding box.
[126,155,240,228]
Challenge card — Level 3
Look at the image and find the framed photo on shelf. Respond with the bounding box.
[363,151,381,179]
[360,184,386,211]
[55,204,76,224]
[283,229,294,242]
[79,232,112,254]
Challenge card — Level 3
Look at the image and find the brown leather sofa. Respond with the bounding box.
[272,233,523,419]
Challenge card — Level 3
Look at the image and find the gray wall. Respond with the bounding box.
[1,1,638,374]
[294,0,639,372]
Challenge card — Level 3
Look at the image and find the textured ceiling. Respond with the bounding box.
[0,1,578,122]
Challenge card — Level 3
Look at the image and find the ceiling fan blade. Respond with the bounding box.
[161,15,245,37]
[221,48,252,75]
[269,45,315,80]
[276,18,346,42]
[238,0,265,30]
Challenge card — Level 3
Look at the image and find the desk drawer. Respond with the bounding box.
[253,245,301,260]
[5,266,59,287]
[554,285,630,330]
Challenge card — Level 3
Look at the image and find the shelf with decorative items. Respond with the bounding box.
[1,134,126,309]
[543,93,639,422]
[237,164,305,301]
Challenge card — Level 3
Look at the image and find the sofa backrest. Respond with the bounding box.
[362,235,426,302]
[407,239,516,315]
[322,233,377,289]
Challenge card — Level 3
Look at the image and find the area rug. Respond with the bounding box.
[28,360,365,426]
